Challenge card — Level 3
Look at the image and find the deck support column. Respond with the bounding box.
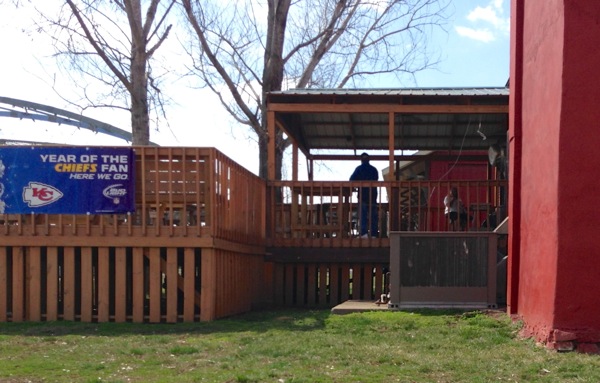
[268,111,276,181]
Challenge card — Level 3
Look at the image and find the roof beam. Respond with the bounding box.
[268,103,508,114]
[309,154,489,162]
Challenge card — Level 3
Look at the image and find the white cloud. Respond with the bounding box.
[455,26,496,43]
[455,0,510,42]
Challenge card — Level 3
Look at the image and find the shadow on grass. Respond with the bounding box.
[0,307,501,337]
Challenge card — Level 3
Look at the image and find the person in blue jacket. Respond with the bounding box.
[350,152,379,237]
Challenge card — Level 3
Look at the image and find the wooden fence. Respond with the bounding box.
[0,147,266,322]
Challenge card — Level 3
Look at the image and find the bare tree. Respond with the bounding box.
[181,0,450,178]
[33,0,176,145]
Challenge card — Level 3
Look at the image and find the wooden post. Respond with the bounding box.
[166,247,178,323]
[183,248,196,322]
[27,247,41,321]
[0,247,6,322]
[97,247,110,322]
[200,248,217,321]
[114,247,127,322]
[132,247,144,323]
[388,111,395,179]
[268,111,276,181]
[46,247,59,321]
[292,141,298,181]
[80,247,93,322]
[148,247,161,323]
[63,247,75,321]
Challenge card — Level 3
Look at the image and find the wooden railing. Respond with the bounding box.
[0,147,266,247]
[267,179,507,247]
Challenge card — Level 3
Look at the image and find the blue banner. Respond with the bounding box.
[0,146,135,214]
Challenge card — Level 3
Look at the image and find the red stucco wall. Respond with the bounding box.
[507,0,523,317]
[511,0,600,345]
[554,3,600,342]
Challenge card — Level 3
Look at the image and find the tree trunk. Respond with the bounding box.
[257,0,291,179]
[258,131,284,180]
[258,136,268,179]
[130,48,150,145]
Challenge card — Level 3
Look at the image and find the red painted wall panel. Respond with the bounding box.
[423,155,490,231]
[517,0,563,339]
[507,0,523,318]
[553,3,600,339]
[512,0,600,343]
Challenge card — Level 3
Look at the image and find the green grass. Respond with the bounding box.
[0,309,599,382]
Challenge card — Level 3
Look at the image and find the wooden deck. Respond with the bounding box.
[264,179,506,308]
[0,146,507,321]
[0,147,265,322]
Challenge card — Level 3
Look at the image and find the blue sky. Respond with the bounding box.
[0,0,510,175]
[415,0,510,87]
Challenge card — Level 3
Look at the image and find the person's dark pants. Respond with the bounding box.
[359,201,378,236]
[447,211,468,231]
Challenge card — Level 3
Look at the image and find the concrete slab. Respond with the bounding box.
[331,300,389,315]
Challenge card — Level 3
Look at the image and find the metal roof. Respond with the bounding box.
[270,87,509,97]
[267,87,509,157]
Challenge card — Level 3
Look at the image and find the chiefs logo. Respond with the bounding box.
[23,182,64,207]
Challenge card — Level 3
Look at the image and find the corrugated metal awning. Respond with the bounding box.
[267,87,509,156]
